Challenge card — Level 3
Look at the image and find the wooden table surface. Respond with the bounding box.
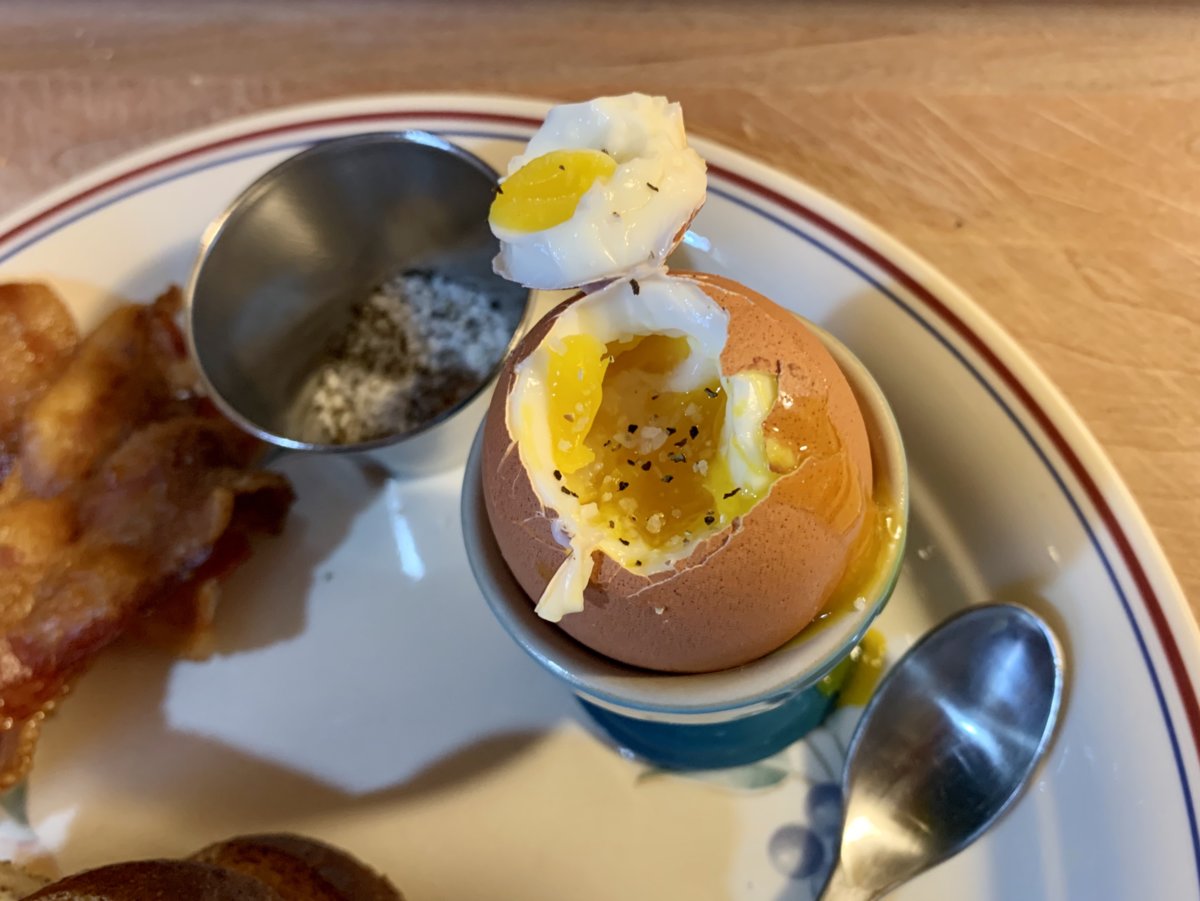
[1,1,1197,614]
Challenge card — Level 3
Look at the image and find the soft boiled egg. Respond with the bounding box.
[488,93,707,289]
[481,271,882,673]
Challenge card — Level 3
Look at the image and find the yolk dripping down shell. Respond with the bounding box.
[481,272,877,673]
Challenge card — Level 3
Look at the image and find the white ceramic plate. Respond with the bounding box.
[0,95,1196,901]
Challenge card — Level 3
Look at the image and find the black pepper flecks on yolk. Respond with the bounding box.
[544,333,762,566]
[489,149,618,233]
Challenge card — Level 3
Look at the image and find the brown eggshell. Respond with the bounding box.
[481,273,873,673]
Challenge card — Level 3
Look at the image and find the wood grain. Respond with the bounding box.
[1,0,1196,612]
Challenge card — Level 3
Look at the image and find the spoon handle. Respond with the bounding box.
[818,858,880,901]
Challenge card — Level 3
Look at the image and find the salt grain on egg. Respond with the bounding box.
[635,426,669,453]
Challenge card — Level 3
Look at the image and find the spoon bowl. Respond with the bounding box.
[822,603,1065,899]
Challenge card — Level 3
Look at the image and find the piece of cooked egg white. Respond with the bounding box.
[488,93,707,290]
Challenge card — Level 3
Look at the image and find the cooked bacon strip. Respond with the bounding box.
[17,289,199,497]
[1,418,293,722]
[0,283,294,788]
[0,283,79,480]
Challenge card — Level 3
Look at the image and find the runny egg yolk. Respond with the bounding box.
[489,149,618,233]
[546,333,767,565]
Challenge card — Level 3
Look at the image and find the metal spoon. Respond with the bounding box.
[819,603,1065,900]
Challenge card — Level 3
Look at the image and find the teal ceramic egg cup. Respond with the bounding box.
[461,320,907,770]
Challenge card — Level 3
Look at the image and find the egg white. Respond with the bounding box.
[506,274,776,621]
[491,93,708,290]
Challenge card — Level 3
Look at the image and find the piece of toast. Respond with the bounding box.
[22,834,403,900]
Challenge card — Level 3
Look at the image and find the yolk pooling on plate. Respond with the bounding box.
[545,333,768,569]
